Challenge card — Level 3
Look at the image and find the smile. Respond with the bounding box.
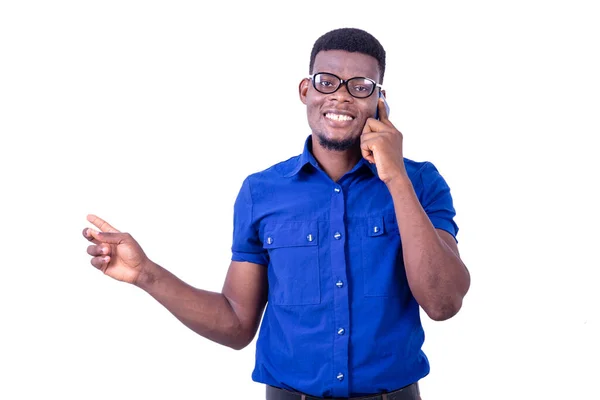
[324,113,354,122]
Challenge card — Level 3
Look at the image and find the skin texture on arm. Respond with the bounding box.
[83,215,268,350]
[361,100,471,321]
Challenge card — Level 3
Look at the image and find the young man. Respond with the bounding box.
[83,28,470,400]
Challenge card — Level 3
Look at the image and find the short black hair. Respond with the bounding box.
[309,27,386,83]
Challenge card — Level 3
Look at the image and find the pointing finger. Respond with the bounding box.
[87,214,120,233]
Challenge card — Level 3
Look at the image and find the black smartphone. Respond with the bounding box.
[374,91,390,120]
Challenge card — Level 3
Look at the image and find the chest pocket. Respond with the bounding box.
[361,216,406,297]
[263,221,320,305]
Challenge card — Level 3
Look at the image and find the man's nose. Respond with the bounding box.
[328,84,354,103]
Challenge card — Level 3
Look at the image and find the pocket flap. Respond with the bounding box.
[264,221,319,249]
[367,216,385,237]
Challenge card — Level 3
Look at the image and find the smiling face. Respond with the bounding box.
[299,50,382,152]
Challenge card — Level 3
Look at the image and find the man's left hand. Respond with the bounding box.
[360,97,408,184]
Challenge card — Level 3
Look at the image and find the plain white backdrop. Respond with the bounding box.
[1,1,598,399]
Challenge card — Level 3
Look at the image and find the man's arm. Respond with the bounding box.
[385,179,470,321]
[361,99,470,321]
[84,215,268,350]
[136,260,268,350]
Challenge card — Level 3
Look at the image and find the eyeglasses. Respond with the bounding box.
[308,72,383,99]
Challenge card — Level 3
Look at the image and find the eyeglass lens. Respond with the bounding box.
[313,73,375,98]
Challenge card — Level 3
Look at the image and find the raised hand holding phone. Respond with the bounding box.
[361,94,408,185]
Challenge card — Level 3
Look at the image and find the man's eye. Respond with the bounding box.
[319,80,335,87]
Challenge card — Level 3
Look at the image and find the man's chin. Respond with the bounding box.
[315,132,360,152]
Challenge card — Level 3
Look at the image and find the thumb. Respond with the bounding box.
[87,228,128,245]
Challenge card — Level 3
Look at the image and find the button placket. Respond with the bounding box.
[330,181,349,396]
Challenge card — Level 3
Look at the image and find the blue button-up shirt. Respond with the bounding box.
[231,135,458,397]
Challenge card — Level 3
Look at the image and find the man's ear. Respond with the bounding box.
[299,78,309,105]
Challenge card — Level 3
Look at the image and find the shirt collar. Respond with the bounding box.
[283,135,320,178]
[284,135,379,178]
[363,158,379,177]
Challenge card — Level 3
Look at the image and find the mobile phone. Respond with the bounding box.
[374,91,390,120]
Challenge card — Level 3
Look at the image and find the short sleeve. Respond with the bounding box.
[231,177,269,266]
[418,162,459,241]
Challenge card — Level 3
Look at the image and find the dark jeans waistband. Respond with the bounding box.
[266,382,420,400]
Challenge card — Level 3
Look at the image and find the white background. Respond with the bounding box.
[1,1,598,399]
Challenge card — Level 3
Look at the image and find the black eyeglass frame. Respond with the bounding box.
[307,72,384,98]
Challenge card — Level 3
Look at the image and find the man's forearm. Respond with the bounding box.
[134,261,248,349]
[387,176,470,321]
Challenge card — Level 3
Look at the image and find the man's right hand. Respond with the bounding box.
[81,214,269,350]
[83,214,150,285]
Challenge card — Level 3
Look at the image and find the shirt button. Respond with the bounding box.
[337,328,345,335]
[373,226,380,233]
[334,187,341,193]
[334,232,342,240]
[335,280,344,288]
[307,234,314,242]
[266,237,273,245]
[337,373,344,381]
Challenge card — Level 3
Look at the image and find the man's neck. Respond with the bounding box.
[311,137,362,182]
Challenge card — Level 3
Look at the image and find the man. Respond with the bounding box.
[83,27,470,400]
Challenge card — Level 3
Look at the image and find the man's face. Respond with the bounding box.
[299,50,381,152]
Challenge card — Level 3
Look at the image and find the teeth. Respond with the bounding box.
[325,113,353,122]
